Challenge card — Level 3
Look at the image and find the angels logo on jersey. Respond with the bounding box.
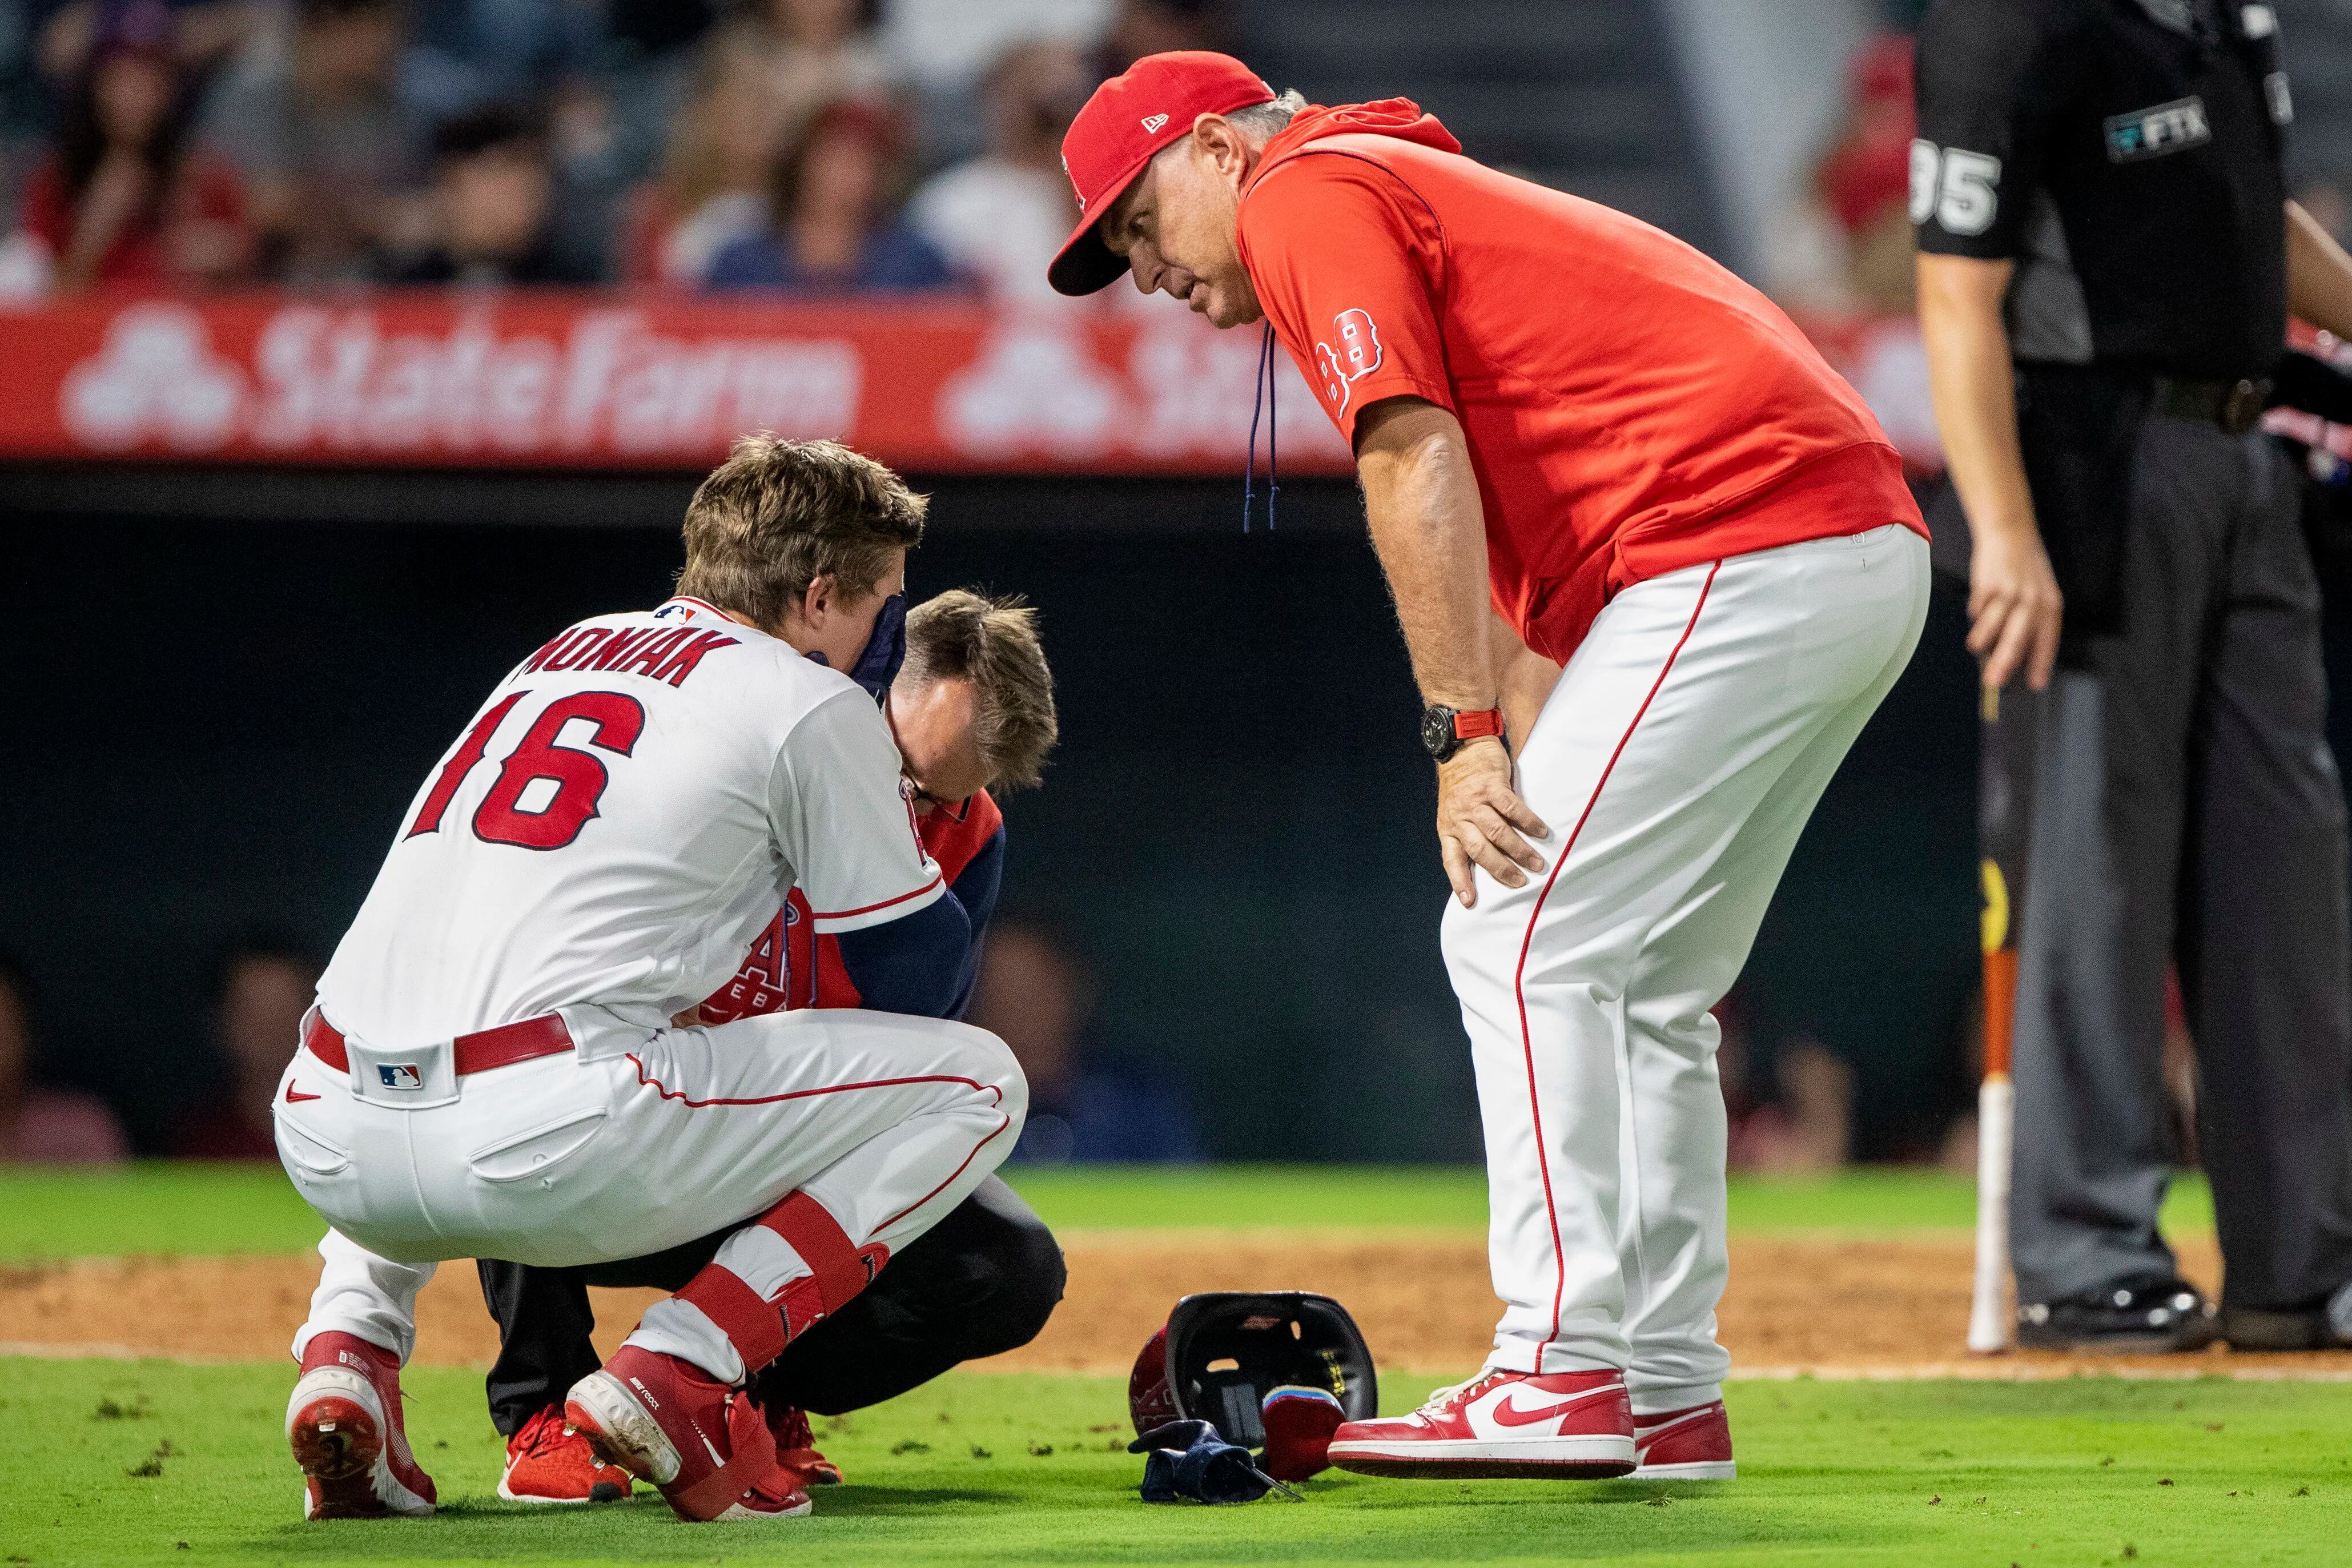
[697,904,797,1023]
[1312,308,1384,412]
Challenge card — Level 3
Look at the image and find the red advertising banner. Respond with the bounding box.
[0,292,1941,476]
[0,292,1360,475]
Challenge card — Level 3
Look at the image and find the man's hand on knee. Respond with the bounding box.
[1437,738,1549,907]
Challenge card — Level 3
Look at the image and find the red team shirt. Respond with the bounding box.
[698,787,1005,1022]
[1236,102,1927,664]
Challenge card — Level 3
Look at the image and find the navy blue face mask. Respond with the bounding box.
[806,590,907,702]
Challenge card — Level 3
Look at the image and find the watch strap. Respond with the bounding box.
[1453,709,1505,743]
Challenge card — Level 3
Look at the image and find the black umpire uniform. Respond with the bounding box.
[1917,0,2352,1346]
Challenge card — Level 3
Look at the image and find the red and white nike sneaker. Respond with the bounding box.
[285,1330,438,1520]
[1633,1400,1736,1479]
[497,1405,633,1503]
[565,1346,812,1522]
[1325,1369,1635,1479]
[764,1401,843,1486]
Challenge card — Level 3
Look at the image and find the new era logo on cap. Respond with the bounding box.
[1049,51,1276,296]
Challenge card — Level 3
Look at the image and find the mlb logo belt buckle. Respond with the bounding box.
[345,1036,460,1109]
[300,1008,574,1109]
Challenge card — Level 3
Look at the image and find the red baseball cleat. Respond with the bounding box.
[565,1346,812,1522]
[285,1330,438,1520]
[763,1401,843,1485]
[497,1405,633,1503]
[1325,1369,1635,1479]
[1632,1400,1736,1479]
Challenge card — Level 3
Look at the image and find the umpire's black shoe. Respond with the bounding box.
[2217,1284,2352,1352]
[2016,1276,2217,1353]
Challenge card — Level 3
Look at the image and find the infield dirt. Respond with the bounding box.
[5,1229,2349,1380]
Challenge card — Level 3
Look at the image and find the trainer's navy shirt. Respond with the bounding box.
[1913,0,2293,379]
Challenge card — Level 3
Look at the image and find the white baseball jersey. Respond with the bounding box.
[316,596,942,1048]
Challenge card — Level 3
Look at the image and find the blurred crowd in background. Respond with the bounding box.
[0,922,1207,1167]
[1,914,1968,1173]
[0,0,1233,297]
[7,0,2345,307]
[1,905,1909,1173]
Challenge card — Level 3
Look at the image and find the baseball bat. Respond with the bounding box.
[1968,681,2037,1354]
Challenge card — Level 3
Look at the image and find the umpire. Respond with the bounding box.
[1916,0,2352,1350]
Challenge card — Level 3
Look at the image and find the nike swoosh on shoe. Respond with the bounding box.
[1487,1387,1615,1428]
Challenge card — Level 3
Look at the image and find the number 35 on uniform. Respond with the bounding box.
[1909,139,2002,238]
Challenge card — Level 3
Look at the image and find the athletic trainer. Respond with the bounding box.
[1050,51,1928,1479]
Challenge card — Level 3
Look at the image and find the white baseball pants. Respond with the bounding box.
[282,1006,1025,1382]
[1446,525,1928,1411]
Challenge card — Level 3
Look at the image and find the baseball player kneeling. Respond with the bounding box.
[277,438,1027,1523]
[477,589,1063,1505]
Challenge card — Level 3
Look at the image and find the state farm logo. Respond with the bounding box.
[936,323,1124,456]
[1124,316,1328,460]
[250,308,860,455]
[935,316,1353,465]
[32,297,1358,472]
[61,301,244,451]
[1312,307,1382,411]
[57,303,863,457]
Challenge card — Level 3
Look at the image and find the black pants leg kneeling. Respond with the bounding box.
[477,1175,1066,1436]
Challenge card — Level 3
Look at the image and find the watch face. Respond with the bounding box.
[1421,706,1457,758]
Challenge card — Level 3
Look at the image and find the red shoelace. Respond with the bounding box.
[511,1406,572,1458]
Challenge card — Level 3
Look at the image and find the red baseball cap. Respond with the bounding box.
[1047,51,1276,297]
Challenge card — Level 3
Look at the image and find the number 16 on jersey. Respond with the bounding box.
[407,689,647,851]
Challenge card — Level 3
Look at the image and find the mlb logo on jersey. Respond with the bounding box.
[377,1063,424,1091]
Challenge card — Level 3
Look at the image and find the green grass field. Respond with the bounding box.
[0,1161,2220,1260]
[6,1163,2336,1568]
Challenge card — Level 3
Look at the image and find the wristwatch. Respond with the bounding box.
[1420,704,1505,762]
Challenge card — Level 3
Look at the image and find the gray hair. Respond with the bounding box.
[1225,89,1308,143]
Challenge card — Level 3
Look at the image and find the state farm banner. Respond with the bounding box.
[0,293,1941,476]
[0,292,1359,475]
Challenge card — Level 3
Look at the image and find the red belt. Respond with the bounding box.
[304,1011,573,1076]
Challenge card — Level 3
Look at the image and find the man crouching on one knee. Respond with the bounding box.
[476,588,1065,1505]
[279,437,1038,1522]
